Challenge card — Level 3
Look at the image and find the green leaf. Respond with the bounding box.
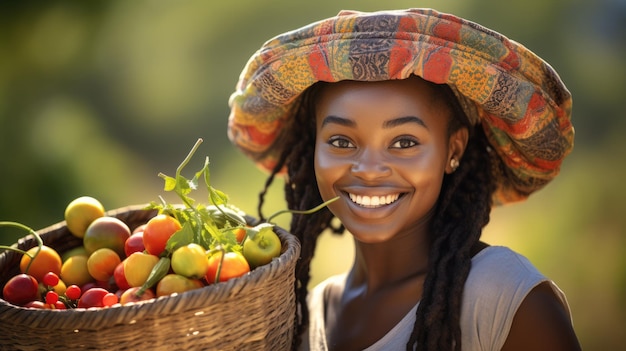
[162,175,177,192]
[176,176,192,196]
[209,187,228,206]
[151,138,248,256]
[165,221,195,253]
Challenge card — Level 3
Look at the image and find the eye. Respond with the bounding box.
[390,137,418,149]
[328,136,354,149]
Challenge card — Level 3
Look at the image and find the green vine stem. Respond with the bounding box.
[206,247,225,284]
[0,221,44,275]
[157,137,204,211]
[266,196,339,223]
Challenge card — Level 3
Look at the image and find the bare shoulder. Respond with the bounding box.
[501,281,582,351]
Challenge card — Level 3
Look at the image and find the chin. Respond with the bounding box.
[346,225,398,244]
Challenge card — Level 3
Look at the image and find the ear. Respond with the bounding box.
[446,127,469,174]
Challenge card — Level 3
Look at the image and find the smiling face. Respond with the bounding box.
[314,76,468,244]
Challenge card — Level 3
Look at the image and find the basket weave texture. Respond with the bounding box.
[0,206,300,351]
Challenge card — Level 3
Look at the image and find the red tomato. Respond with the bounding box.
[124,232,145,257]
[113,261,130,290]
[2,274,39,306]
[102,292,118,307]
[65,284,82,300]
[42,272,60,287]
[142,214,182,256]
[77,287,109,308]
[50,301,67,309]
[205,251,250,284]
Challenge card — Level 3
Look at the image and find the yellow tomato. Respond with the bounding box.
[155,274,204,297]
[171,243,209,279]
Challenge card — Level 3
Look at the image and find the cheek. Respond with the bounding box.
[314,144,340,201]
[402,153,447,203]
[415,172,445,204]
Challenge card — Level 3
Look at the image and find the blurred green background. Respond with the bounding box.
[0,0,624,349]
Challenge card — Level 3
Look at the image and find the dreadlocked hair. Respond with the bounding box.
[257,78,498,350]
[406,84,498,350]
[255,82,342,350]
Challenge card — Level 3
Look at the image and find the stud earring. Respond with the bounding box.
[450,158,460,172]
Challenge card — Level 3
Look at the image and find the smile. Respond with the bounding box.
[348,193,401,208]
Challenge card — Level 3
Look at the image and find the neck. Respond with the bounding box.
[348,220,431,294]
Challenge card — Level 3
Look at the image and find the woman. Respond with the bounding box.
[227,8,581,351]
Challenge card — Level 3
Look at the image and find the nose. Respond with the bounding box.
[351,148,391,180]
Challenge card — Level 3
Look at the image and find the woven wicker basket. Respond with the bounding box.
[0,205,300,351]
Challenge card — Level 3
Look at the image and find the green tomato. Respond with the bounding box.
[242,224,281,269]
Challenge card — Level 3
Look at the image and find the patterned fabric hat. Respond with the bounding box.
[227,8,574,204]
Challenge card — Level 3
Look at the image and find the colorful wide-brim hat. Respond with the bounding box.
[227,8,574,205]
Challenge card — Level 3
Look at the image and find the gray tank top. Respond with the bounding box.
[302,246,571,351]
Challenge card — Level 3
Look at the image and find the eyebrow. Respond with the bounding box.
[321,115,427,129]
[321,115,356,128]
[383,116,428,129]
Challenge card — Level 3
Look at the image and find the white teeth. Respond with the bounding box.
[348,193,400,207]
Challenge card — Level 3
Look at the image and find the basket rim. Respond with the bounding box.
[0,204,301,330]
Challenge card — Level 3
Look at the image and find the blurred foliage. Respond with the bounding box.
[0,0,624,349]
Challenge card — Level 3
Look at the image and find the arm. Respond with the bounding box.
[501,281,582,351]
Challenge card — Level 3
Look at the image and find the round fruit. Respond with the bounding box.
[242,225,282,269]
[65,285,82,300]
[102,292,118,307]
[61,255,93,286]
[44,279,67,296]
[120,287,155,305]
[205,251,250,284]
[77,287,109,308]
[83,217,131,256]
[42,272,60,287]
[132,223,147,234]
[87,248,121,282]
[156,274,203,297]
[45,291,59,305]
[24,300,66,310]
[113,261,130,290]
[232,228,247,244]
[64,196,105,238]
[142,214,182,256]
[24,300,46,309]
[124,232,145,257]
[61,246,88,262]
[171,243,209,279]
[123,252,160,287]
[19,245,62,282]
[2,274,39,306]
[50,300,67,309]
[80,281,98,292]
